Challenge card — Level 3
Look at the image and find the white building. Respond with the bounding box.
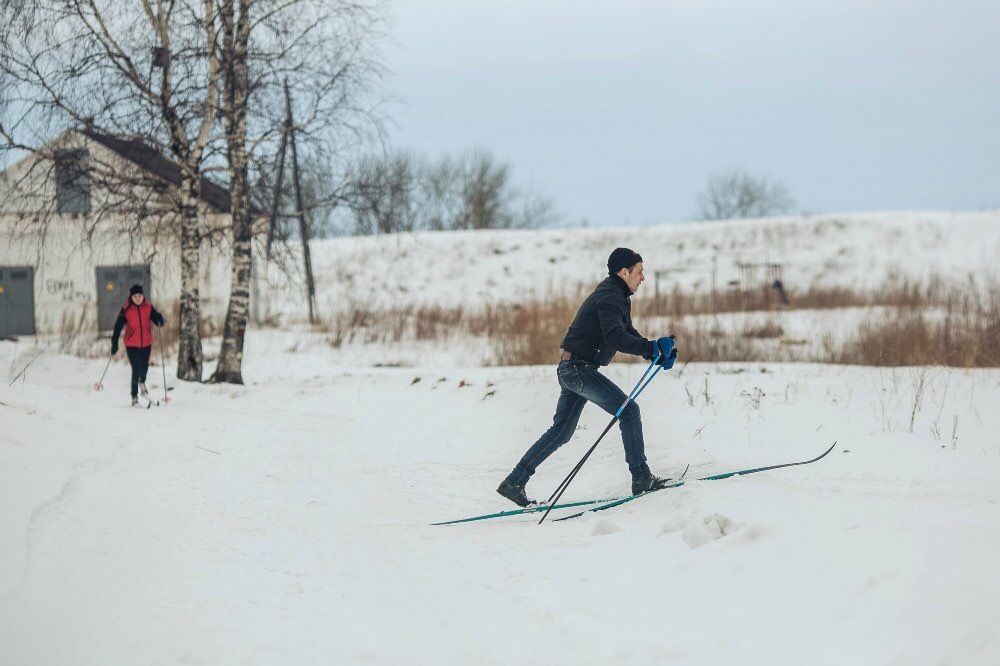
[0,130,251,338]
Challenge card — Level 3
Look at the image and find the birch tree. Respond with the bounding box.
[210,0,387,383]
[211,0,252,384]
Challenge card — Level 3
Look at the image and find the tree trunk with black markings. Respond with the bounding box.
[212,0,252,384]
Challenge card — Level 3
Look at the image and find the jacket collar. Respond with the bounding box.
[608,274,633,297]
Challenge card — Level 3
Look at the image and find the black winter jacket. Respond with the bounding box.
[560,275,654,366]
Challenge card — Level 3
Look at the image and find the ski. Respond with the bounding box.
[553,441,837,522]
[432,498,617,526]
[433,465,690,526]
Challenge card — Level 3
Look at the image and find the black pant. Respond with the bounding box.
[126,346,152,398]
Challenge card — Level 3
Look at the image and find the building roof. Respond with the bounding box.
[81,130,233,213]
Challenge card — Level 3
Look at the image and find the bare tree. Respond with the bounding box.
[347,151,422,234]
[342,149,555,234]
[421,155,461,232]
[455,151,513,230]
[293,154,349,239]
[697,169,794,220]
[0,0,221,381]
[428,150,555,231]
[210,0,387,383]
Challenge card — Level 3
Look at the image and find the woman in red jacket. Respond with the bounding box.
[111,284,165,406]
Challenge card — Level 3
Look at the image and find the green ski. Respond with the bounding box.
[553,441,837,522]
[432,497,619,526]
[433,465,690,526]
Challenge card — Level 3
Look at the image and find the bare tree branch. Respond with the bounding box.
[697,169,795,221]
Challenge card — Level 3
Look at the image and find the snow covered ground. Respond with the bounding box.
[3,335,1000,665]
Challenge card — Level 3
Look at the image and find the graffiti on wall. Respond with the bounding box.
[46,279,92,302]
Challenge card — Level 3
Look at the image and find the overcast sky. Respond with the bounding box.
[383,0,1000,226]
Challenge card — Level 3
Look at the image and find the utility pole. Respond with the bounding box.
[265,108,289,264]
[268,80,317,324]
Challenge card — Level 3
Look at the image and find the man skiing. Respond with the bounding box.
[497,247,678,507]
[110,284,165,406]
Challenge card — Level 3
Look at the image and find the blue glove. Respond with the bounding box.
[655,336,677,369]
[658,347,678,369]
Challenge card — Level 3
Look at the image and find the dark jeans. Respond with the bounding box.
[506,359,649,487]
[126,346,152,398]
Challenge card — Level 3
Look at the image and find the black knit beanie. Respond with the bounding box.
[129,284,144,296]
[607,247,643,275]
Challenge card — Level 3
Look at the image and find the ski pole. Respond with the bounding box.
[539,363,664,524]
[158,336,170,403]
[544,357,660,505]
[542,361,663,506]
[93,354,113,391]
[9,350,43,387]
[538,357,666,525]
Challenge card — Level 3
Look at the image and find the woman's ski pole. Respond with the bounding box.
[158,336,170,403]
[93,354,113,391]
[9,350,43,387]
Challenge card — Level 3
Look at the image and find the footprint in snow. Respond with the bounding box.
[590,519,623,536]
[680,513,736,549]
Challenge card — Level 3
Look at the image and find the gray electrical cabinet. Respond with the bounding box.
[0,266,37,338]
[95,265,151,331]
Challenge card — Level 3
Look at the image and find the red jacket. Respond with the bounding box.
[112,299,163,348]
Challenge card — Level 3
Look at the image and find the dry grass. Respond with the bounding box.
[503,277,998,366]
[305,275,1000,367]
[488,297,580,366]
[53,275,1000,368]
[319,303,469,348]
[57,309,103,358]
[644,273,955,316]
[653,319,763,363]
[834,290,1000,367]
[743,319,785,339]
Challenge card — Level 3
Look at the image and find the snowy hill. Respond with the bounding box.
[262,210,1000,320]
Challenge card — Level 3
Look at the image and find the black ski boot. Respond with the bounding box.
[130,396,140,407]
[496,479,537,508]
[631,473,671,495]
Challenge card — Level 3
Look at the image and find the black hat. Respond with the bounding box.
[608,247,643,275]
[129,284,144,296]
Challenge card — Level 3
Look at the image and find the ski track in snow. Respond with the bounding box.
[2,341,1000,665]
